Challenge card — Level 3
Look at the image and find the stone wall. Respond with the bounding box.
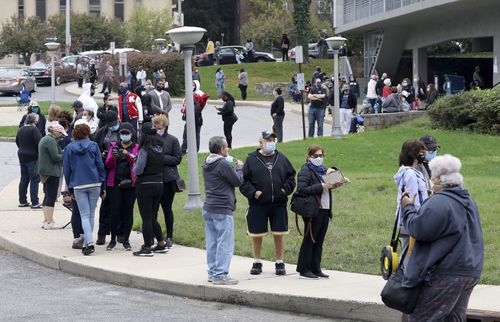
[254,82,291,99]
[362,111,425,130]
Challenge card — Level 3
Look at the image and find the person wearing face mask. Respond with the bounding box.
[202,136,244,285]
[424,83,438,108]
[181,80,207,154]
[153,114,182,249]
[148,79,172,117]
[104,122,139,251]
[82,108,98,135]
[399,154,483,321]
[19,101,46,136]
[78,83,98,116]
[97,92,118,129]
[399,77,415,109]
[240,131,296,276]
[338,84,357,135]
[216,92,238,149]
[366,74,379,113]
[117,82,143,132]
[417,135,440,190]
[348,74,360,100]
[296,144,345,279]
[270,88,285,142]
[37,124,68,230]
[307,78,327,137]
[393,139,430,260]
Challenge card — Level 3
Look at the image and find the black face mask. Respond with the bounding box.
[417,153,426,164]
[156,86,163,91]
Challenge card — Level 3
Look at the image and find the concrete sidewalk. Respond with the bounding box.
[1,179,499,321]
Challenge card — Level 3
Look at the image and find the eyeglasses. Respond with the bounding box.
[311,154,324,159]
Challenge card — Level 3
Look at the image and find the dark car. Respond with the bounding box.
[0,68,37,94]
[28,60,76,86]
[195,46,276,66]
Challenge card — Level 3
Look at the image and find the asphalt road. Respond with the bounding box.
[0,82,77,104]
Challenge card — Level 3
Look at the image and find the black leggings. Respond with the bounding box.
[158,181,176,239]
[136,182,164,247]
[42,176,59,207]
[110,186,136,242]
[296,209,330,274]
[223,119,236,148]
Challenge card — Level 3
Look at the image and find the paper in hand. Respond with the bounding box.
[323,169,347,185]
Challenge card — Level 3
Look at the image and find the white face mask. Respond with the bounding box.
[310,157,323,167]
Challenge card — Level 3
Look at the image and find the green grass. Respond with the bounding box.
[132,115,500,285]
[0,101,74,137]
[197,59,334,101]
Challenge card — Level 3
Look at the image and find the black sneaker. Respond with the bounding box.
[30,203,42,209]
[275,262,286,276]
[250,262,262,275]
[82,244,95,256]
[133,246,153,257]
[151,243,168,253]
[165,238,173,249]
[122,241,132,251]
[299,272,319,279]
[96,235,106,245]
[18,202,30,207]
[313,271,330,279]
[106,240,116,251]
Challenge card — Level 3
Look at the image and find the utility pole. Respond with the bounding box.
[65,0,71,55]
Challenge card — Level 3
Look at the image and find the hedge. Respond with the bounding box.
[98,52,185,96]
[427,87,500,135]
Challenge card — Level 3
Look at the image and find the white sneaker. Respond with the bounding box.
[43,221,61,230]
[212,276,239,285]
[41,220,47,228]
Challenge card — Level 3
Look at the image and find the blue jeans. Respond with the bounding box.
[202,210,234,279]
[308,106,325,137]
[74,186,101,245]
[18,161,40,205]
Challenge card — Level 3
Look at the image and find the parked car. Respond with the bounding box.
[28,60,76,86]
[288,43,336,60]
[61,54,92,67]
[0,67,37,94]
[195,46,276,66]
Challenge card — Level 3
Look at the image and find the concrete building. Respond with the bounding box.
[334,0,500,85]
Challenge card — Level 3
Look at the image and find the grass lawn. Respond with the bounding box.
[132,115,500,285]
[197,59,335,101]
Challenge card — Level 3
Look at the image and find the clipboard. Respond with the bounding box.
[323,169,348,185]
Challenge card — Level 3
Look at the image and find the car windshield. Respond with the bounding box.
[0,69,21,77]
[31,61,48,68]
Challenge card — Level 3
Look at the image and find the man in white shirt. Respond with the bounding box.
[148,79,172,117]
[136,66,146,86]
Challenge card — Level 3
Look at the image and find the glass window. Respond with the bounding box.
[89,0,101,16]
[36,0,46,22]
[18,0,24,18]
[114,0,124,21]
[60,0,71,13]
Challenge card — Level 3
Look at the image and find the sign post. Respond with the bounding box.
[295,46,306,140]
[119,52,127,81]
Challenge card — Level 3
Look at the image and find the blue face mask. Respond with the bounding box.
[225,155,234,163]
[120,134,131,142]
[31,107,39,113]
[119,87,128,95]
[425,151,437,161]
[264,141,276,154]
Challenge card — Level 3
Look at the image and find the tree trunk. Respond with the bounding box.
[22,53,31,66]
[292,0,311,64]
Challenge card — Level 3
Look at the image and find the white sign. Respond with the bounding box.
[119,52,127,65]
[110,41,115,55]
[494,56,498,74]
[295,46,304,64]
[297,73,305,90]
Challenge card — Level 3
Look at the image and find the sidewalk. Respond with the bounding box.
[1,178,499,321]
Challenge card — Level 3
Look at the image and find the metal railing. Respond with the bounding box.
[344,0,424,24]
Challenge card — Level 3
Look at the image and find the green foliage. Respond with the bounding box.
[292,0,312,63]
[124,7,174,51]
[0,16,47,65]
[47,13,126,52]
[428,88,500,134]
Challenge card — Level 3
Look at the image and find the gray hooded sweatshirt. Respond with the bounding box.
[202,154,243,215]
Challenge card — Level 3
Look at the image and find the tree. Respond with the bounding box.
[292,0,312,63]
[124,7,173,51]
[0,16,47,65]
[47,13,126,52]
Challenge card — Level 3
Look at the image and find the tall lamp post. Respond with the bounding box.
[45,42,60,108]
[326,36,347,139]
[165,26,206,210]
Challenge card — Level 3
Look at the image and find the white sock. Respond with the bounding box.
[276,260,284,264]
[254,259,262,264]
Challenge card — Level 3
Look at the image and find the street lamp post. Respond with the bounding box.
[45,42,60,108]
[155,38,166,53]
[326,36,347,139]
[165,26,206,210]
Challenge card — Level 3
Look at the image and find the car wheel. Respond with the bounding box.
[56,76,61,86]
[256,58,266,63]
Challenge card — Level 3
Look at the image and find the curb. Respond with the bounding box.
[0,232,399,321]
[0,137,15,142]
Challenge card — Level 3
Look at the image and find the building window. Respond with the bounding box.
[18,0,24,18]
[36,0,46,22]
[114,0,124,21]
[60,0,71,13]
[89,0,101,16]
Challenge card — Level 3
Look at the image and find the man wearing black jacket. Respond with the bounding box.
[240,131,296,276]
[270,88,285,142]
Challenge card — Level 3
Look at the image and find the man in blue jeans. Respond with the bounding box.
[201,136,244,285]
[307,78,327,137]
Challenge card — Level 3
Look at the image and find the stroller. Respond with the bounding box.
[16,89,31,111]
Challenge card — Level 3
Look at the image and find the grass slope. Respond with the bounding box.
[133,116,500,285]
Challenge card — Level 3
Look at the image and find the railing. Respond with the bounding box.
[344,0,424,24]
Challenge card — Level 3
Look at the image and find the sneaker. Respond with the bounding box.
[82,244,95,256]
[212,276,239,285]
[165,237,174,249]
[96,235,106,245]
[275,262,286,276]
[313,271,330,279]
[299,272,319,279]
[41,220,47,228]
[208,276,214,283]
[30,203,42,209]
[43,221,61,230]
[122,241,132,251]
[18,202,30,207]
[151,243,168,253]
[133,246,153,257]
[250,262,263,275]
[72,237,84,250]
[106,240,116,251]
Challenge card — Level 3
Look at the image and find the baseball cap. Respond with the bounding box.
[260,130,277,140]
[119,122,134,134]
[420,135,439,149]
[49,123,68,136]
[72,100,83,109]
[28,100,39,107]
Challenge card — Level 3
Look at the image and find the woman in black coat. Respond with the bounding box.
[216,92,238,149]
[296,144,343,279]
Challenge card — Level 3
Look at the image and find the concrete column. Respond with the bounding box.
[494,32,500,85]
[412,47,428,83]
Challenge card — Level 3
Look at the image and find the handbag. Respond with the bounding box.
[172,178,186,193]
[118,178,133,189]
[290,192,318,218]
[380,246,423,314]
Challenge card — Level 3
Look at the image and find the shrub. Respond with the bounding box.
[428,87,500,134]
